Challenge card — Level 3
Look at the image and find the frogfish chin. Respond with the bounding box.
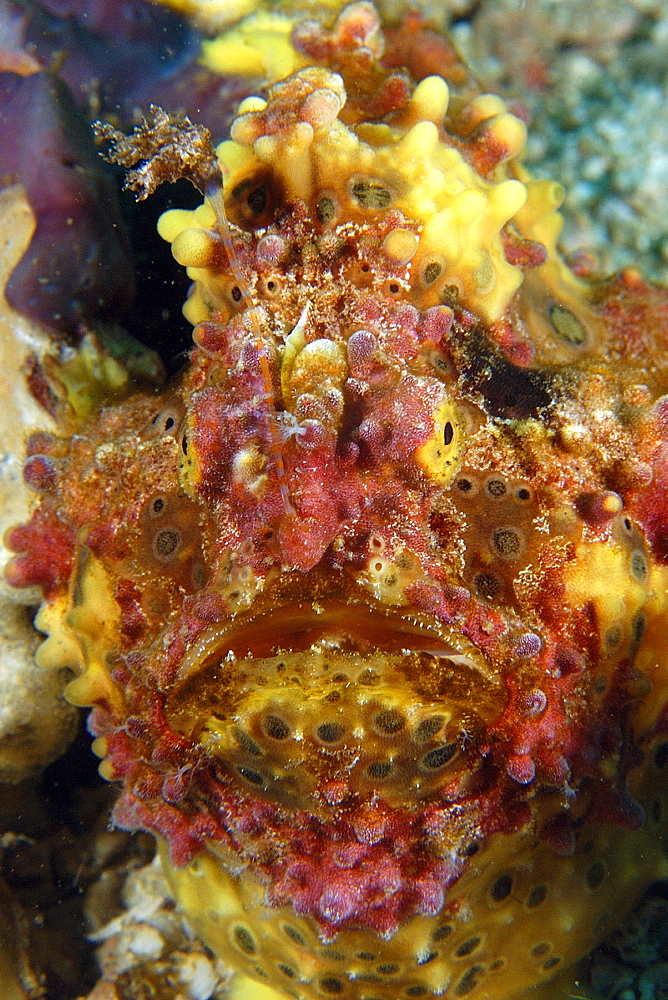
[6,3,668,999]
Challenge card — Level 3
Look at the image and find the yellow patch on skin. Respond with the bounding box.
[158,68,563,325]
[171,227,219,269]
[183,282,213,327]
[200,11,309,81]
[280,305,309,404]
[157,208,202,243]
[232,444,268,497]
[228,977,286,1000]
[56,333,129,420]
[405,73,450,125]
[562,540,668,739]
[91,735,108,758]
[630,562,668,736]
[177,411,203,496]
[286,338,347,408]
[383,227,419,264]
[57,551,124,715]
[34,593,83,676]
[563,539,650,648]
[414,398,464,486]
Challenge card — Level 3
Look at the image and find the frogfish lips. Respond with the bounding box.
[166,595,502,821]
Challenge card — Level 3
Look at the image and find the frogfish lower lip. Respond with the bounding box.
[164,599,504,815]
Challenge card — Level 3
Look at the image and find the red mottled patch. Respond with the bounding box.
[489,317,535,367]
[4,506,75,597]
[292,1,384,67]
[383,12,469,87]
[467,130,511,177]
[539,812,575,856]
[116,578,149,644]
[501,228,548,269]
[22,453,58,493]
[597,268,668,360]
[631,442,668,562]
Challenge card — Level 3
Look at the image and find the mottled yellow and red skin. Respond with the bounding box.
[6,5,668,996]
[8,252,668,936]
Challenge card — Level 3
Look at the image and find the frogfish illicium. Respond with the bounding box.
[6,4,668,999]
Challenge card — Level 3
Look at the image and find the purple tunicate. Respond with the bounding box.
[0,72,135,335]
